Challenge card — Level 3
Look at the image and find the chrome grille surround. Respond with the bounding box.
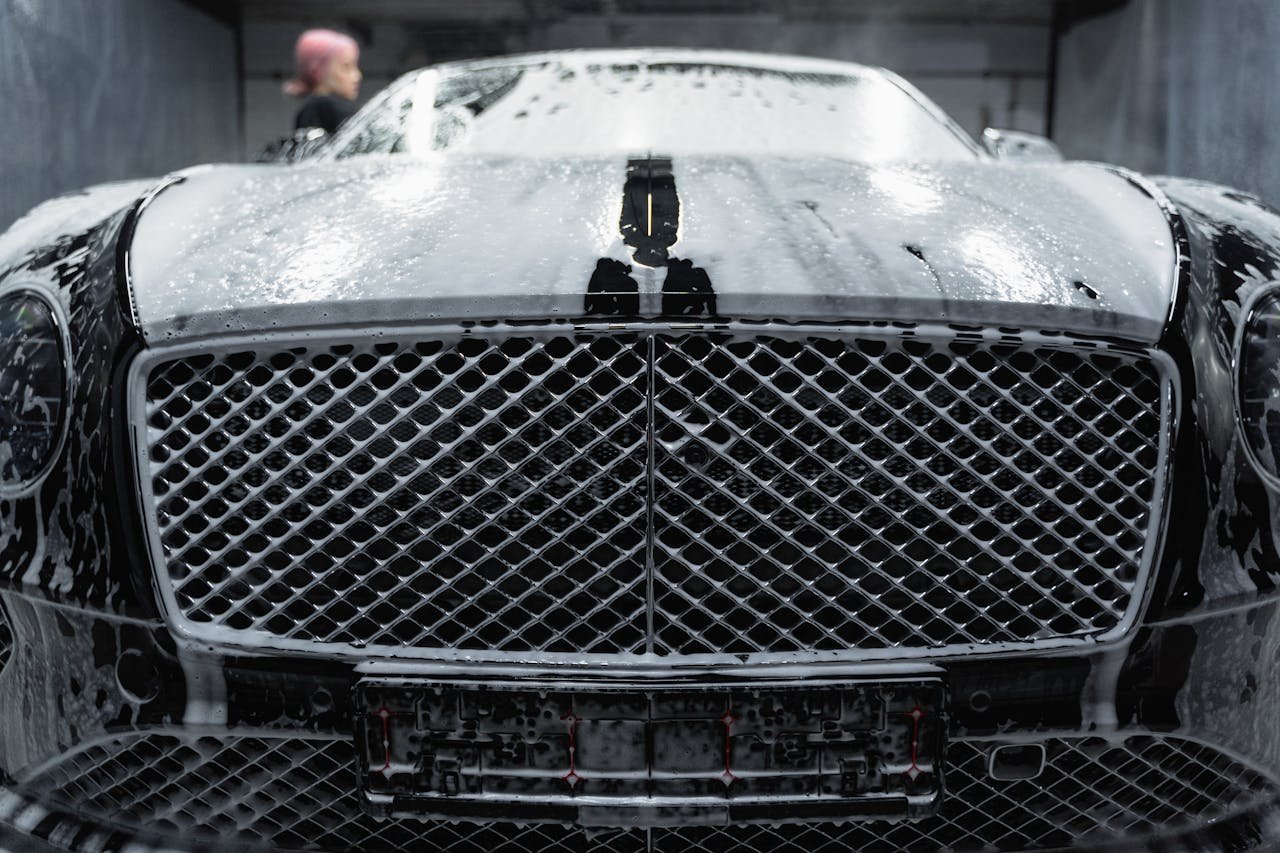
[10,729,1274,850]
[132,323,1174,663]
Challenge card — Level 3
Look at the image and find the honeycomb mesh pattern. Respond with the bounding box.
[141,330,1165,657]
[145,335,651,654]
[16,731,1273,852]
[650,335,1161,654]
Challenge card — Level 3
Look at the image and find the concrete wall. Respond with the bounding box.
[242,13,1051,154]
[1053,0,1280,204]
[0,0,241,231]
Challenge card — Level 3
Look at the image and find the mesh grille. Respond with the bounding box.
[146,336,651,655]
[16,731,1273,851]
[141,329,1165,658]
[671,737,1279,851]
[651,335,1161,653]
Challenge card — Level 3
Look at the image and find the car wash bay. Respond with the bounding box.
[3,0,1280,231]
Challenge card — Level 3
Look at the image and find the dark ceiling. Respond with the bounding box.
[238,0,1057,25]
[235,0,1060,65]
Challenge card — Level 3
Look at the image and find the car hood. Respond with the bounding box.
[130,155,1176,343]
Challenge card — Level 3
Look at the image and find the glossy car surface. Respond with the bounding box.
[1,49,1279,852]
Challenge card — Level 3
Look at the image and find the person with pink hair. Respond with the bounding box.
[286,29,363,134]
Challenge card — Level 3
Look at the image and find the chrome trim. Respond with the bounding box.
[1097,165,1191,340]
[1128,346,1179,630]
[986,741,1046,781]
[117,173,188,334]
[128,321,1177,670]
[0,280,73,500]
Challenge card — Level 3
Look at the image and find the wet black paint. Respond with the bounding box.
[585,156,719,319]
[584,257,639,316]
[661,256,717,317]
[620,156,679,268]
[0,199,157,614]
[1117,625,1197,729]
[1135,180,1280,621]
[7,156,1280,852]
[947,658,1088,732]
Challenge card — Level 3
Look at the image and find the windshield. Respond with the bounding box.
[327,57,978,162]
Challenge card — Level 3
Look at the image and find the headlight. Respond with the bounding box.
[0,288,69,496]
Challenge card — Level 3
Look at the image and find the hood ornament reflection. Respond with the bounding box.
[620,155,680,268]
[585,155,717,318]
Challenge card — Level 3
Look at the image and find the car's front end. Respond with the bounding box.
[3,50,1280,852]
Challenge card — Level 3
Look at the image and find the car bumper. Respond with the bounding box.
[3,588,1280,851]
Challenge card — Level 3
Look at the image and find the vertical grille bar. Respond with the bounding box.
[645,335,658,655]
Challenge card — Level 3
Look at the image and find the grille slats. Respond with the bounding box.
[14,731,1273,851]
[649,335,1160,654]
[140,327,1167,659]
[149,335,652,655]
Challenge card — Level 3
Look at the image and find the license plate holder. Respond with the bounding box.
[354,677,945,826]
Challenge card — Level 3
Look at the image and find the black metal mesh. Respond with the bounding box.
[142,330,1164,657]
[146,335,650,654]
[650,334,1161,654]
[667,737,1277,851]
[15,731,1272,851]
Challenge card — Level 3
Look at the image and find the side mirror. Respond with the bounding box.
[981,128,1063,163]
[256,127,330,164]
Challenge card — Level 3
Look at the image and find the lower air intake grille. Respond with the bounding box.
[139,327,1167,659]
[13,731,1273,851]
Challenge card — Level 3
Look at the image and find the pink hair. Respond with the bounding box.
[284,29,359,97]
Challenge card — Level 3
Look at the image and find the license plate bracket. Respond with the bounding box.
[354,677,945,826]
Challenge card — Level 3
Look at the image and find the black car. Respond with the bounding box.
[2,49,1279,852]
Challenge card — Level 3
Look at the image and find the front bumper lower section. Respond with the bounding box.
[355,678,944,826]
[6,723,1277,852]
[4,591,1280,851]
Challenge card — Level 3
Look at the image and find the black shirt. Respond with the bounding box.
[295,94,356,134]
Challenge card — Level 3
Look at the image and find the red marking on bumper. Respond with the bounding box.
[720,709,737,783]
[561,711,583,788]
[904,704,925,781]
[373,706,393,774]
